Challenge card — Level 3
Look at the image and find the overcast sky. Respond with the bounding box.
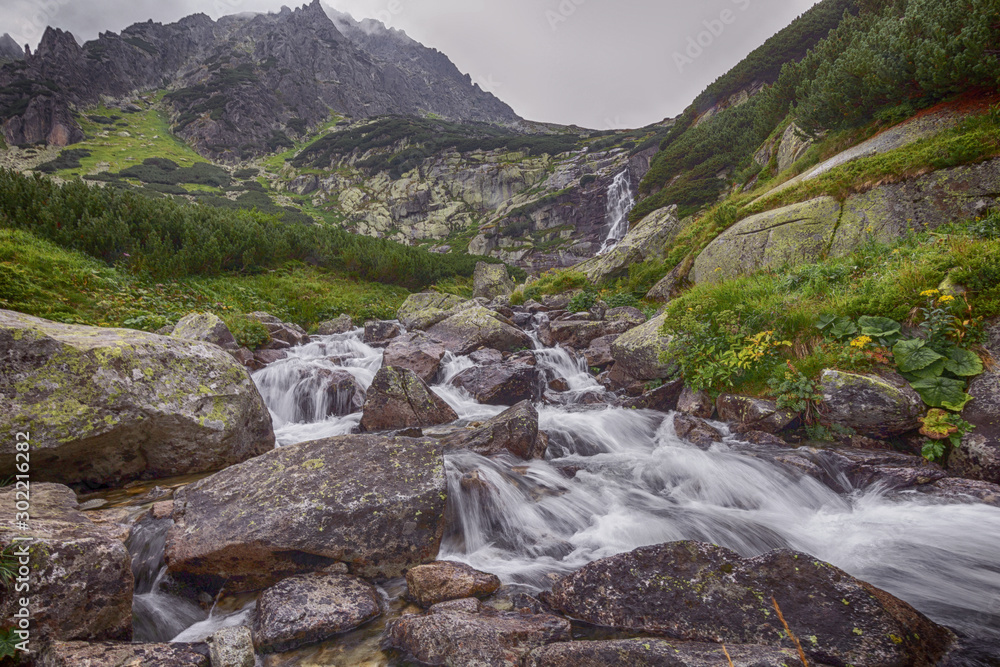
[1,0,820,128]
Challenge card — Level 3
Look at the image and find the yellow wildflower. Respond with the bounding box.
[850,335,872,349]
[920,289,941,298]
[939,295,956,304]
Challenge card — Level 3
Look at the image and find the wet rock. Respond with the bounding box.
[406,561,502,606]
[207,626,255,667]
[166,434,447,591]
[442,401,548,460]
[428,304,533,355]
[909,477,1000,507]
[308,369,364,418]
[171,312,239,350]
[548,377,570,392]
[37,641,210,666]
[474,261,516,300]
[716,394,797,434]
[383,332,447,383]
[254,348,288,366]
[470,347,504,365]
[387,597,571,666]
[252,572,381,653]
[0,309,275,488]
[0,484,133,642]
[527,639,798,667]
[677,386,715,419]
[819,448,947,492]
[397,292,469,331]
[364,320,403,347]
[582,334,618,370]
[360,366,458,432]
[622,378,684,412]
[541,293,575,310]
[541,316,639,350]
[316,314,353,336]
[248,311,310,347]
[739,430,788,447]
[821,370,925,438]
[951,322,1000,483]
[544,541,953,667]
[229,347,256,368]
[610,312,675,381]
[452,358,541,406]
[672,414,723,448]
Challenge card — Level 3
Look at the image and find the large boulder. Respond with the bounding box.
[387,598,571,666]
[0,484,133,642]
[248,311,310,348]
[397,292,470,331]
[692,197,842,284]
[473,261,515,300]
[406,561,502,607]
[316,314,354,336]
[951,320,1000,483]
[451,358,541,406]
[539,312,641,350]
[821,370,925,438]
[165,434,448,591]
[360,366,458,432]
[575,205,685,283]
[363,320,403,347]
[544,542,953,667]
[442,401,548,460]
[0,310,275,487]
[609,312,675,381]
[171,313,239,350]
[428,305,533,355]
[527,639,797,667]
[716,394,798,434]
[383,332,447,383]
[37,642,210,666]
[252,572,381,653]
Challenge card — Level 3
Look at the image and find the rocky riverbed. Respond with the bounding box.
[3,281,1000,665]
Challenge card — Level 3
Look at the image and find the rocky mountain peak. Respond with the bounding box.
[32,27,82,63]
[0,34,24,61]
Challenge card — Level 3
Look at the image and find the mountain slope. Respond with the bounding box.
[0,0,518,160]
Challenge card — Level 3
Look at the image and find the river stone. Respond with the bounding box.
[609,312,675,381]
[252,572,381,653]
[821,370,925,438]
[360,366,458,432]
[672,414,723,448]
[165,434,447,591]
[427,304,533,355]
[474,261,515,300]
[544,541,953,667]
[950,320,1000,484]
[37,641,210,666]
[677,386,715,419]
[442,401,547,460]
[364,320,403,346]
[692,197,842,284]
[207,626,255,667]
[0,484,133,642]
[622,378,684,413]
[383,332,447,383]
[716,394,797,434]
[582,334,618,370]
[575,205,685,283]
[527,639,798,667]
[387,597,571,666]
[397,292,470,331]
[248,311,310,347]
[540,317,636,350]
[170,312,239,350]
[0,309,275,488]
[406,561,502,607]
[316,314,353,336]
[451,358,541,406]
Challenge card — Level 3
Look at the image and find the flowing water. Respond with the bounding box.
[129,325,1000,654]
[597,169,635,255]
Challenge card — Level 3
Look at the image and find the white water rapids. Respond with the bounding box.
[130,326,1000,652]
[597,169,635,255]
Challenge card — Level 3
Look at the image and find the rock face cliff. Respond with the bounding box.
[0,34,24,62]
[0,0,518,158]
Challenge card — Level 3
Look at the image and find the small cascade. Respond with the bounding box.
[597,169,635,255]
[432,352,507,422]
[528,328,603,400]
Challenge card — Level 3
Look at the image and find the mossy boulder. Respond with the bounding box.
[951,320,1000,484]
[397,292,470,331]
[575,205,685,284]
[0,309,275,488]
[316,314,354,336]
[543,541,953,667]
[527,639,798,667]
[609,312,675,381]
[170,312,238,350]
[820,370,925,438]
[692,197,841,284]
[360,366,458,432]
[165,434,448,591]
[473,261,515,300]
[427,304,533,355]
[0,484,133,643]
[206,626,254,667]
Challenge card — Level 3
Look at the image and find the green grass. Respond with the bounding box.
[0,227,407,341]
[259,113,345,173]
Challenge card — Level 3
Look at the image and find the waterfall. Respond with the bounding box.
[597,169,635,255]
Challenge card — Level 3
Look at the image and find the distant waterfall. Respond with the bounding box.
[597,169,635,255]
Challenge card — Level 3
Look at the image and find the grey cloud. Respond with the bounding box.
[0,0,819,128]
